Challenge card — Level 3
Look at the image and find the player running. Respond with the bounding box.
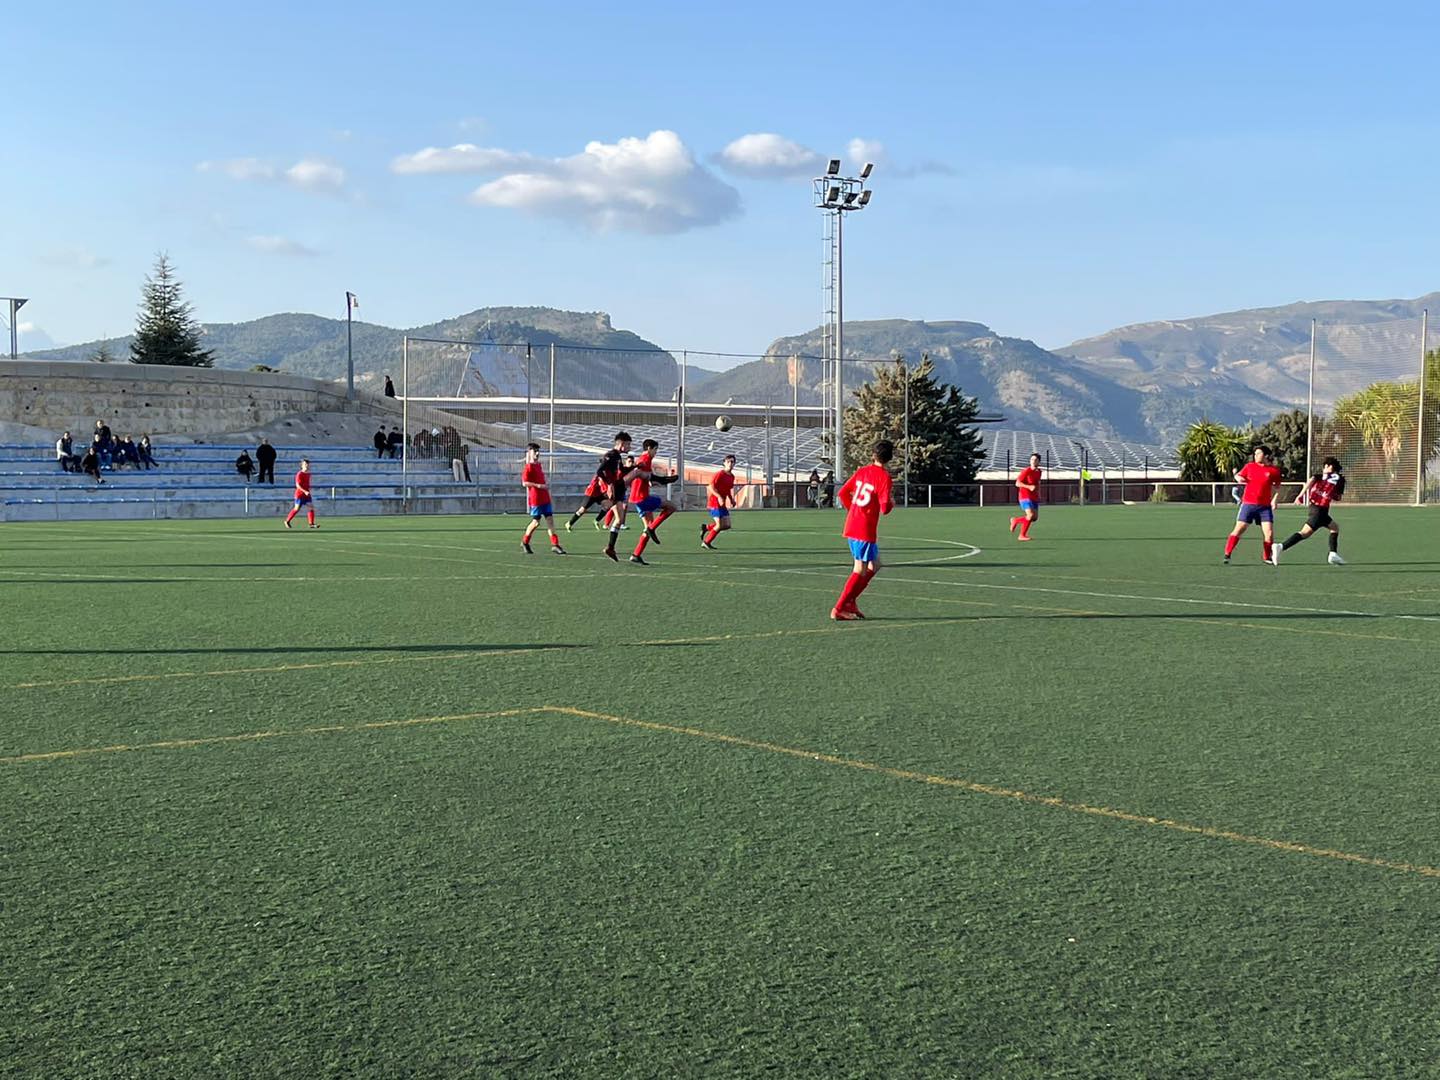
[1223,445,1282,564]
[831,440,896,621]
[1273,457,1346,565]
[564,469,614,532]
[1010,452,1042,541]
[701,455,738,550]
[520,443,567,555]
[591,432,633,561]
[627,439,679,565]
[284,458,318,529]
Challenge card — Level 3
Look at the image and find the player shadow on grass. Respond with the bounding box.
[0,643,581,657]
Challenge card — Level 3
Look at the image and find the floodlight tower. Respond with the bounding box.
[2,297,28,359]
[813,160,873,478]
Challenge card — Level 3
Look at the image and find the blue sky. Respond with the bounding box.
[6,0,1439,364]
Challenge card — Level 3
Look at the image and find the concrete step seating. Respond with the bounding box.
[1,444,612,521]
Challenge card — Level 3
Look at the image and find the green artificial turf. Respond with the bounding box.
[3,505,1439,1077]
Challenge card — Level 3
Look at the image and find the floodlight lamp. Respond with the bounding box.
[842,191,858,206]
[857,190,872,207]
[826,185,841,204]
[826,158,841,176]
[859,162,874,179]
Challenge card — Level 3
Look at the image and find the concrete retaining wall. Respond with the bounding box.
[0,361,526,447]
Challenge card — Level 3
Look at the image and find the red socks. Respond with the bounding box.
[704,525,719,544]
[651,507,674,529]
[1224,534,1239,557]
[1019,518,1032,538]
[633,532,650,557]
[835,572,863,611]
[285,508,297,525]
[307,509,315,526]
[548,531,559,545]
[1262,540,1272,562]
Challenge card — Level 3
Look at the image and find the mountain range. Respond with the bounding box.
[24,293,1438,445]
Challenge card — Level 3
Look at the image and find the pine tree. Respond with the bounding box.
[843,353,984,487]
[129,254,214,367]
[89,339,117,363]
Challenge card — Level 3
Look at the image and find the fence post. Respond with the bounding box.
[1417,308,1428,506]
[979,484,985,509]
[927,484,933,509]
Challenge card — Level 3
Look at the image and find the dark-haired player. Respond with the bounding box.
[627,438,679,565]
[831,440,895,620]
[520,443,566,555]
[590,432,632,561]
[1273,457,1346,565]
[1224,445,1282,564]
[1010,452,1041,541]
[284,458,317,529]
[701,455,738,549]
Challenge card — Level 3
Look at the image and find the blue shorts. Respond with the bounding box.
[709,507,730,519]
[294,495,312,507]
[1019,500,1037,513]
[529,502,553,519]
[848,538,879,563]
[1237,503,1273,525]
[633,495,663,516]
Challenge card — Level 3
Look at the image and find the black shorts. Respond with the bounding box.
[581,491,608,509]
[1307,507,1334,530]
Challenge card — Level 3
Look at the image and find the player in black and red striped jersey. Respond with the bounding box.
[1273,457,1346,565]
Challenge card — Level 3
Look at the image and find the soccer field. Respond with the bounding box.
[4,506,1439,1077]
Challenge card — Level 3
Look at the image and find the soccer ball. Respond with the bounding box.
[715,416,732,432]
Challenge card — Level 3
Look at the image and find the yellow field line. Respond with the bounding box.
[544,707,1440,881]
[8,700,1436,880]
[0,708,543,764]
[6,648,555,691]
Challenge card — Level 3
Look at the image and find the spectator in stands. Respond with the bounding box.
[138,435,158,469]
[256,438,276,483]
[384,375,396,398]
[119,436,142,469]
[94,421,113,469]
[373,426,388,459]
[451,442,471,482]
[56,431,77,472]
[235,449,255,482]
[808,468,821,507]
[80,443,103,484]
[387,426,402,459]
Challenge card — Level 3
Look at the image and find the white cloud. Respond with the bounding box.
[38,248,109,270]
[390,143,540,175]
[199,156,347,196]
[247,235,322,257]
[17,321,36,333]
[396,130,741,234]
[715,133,824,178]
[847,138,888,170]
[846,137,954,179]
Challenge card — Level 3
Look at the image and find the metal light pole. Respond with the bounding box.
[895,350,912,507]
[4,298,28,359]
[344,291,358,399]
[814,161,874,481]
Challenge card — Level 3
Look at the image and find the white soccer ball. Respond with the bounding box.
[715,415,732,432]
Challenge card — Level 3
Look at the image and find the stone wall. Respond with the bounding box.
[0,361,525,447]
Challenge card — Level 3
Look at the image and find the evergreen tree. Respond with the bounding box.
[1252,408,1312,480]
[843,353,984,486]
[130,254,214,367]
[89,339,117,363]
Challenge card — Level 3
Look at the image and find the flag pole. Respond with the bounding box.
[345,291,355,400]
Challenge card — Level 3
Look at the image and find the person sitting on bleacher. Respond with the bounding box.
[138,435,158,469]
[386,426,402,459]
[94,422,113,469]
[80,444,104,484]
[373,427,388,459]
[235,450,255,483]
[56,431,78,472]
[119,436,142,469]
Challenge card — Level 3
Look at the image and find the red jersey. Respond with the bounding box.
[628,451,654,503]
[521,461,549,507]
[1016,467,1041,503]
[708,469,736,510]
[1238,462,1282,505]
[1306,472,1345,508]
[838,463,894,543]
[294,469,311,499]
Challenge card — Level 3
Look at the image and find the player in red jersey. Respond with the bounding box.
[1010,453,1042,541]
[283,458,317,529]
[627,438,679,566]
[1223,445,1282,564]
[1273,457,1346,565]
[520,443,567,555]
[831,440,896,621]
[701,455,738,549]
